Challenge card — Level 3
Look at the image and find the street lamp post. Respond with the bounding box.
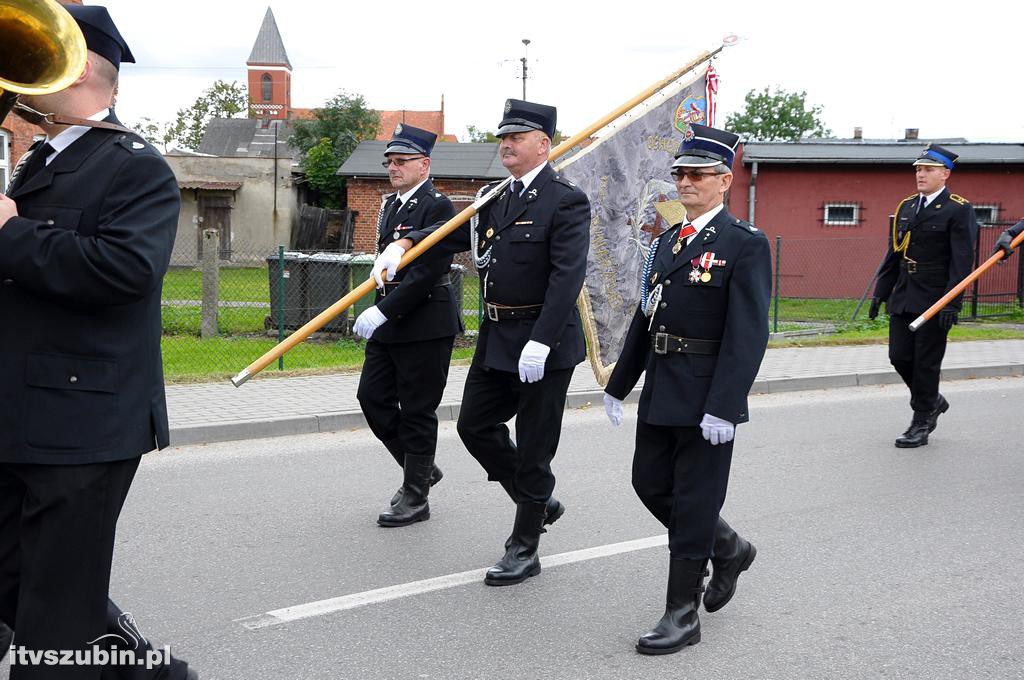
[520,39,530,100]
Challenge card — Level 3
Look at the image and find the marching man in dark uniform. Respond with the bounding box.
[374,99,590,585]
[0,5,196,678]
[603,124,771,654]
[352,125,457,527]
[870,144,977,448]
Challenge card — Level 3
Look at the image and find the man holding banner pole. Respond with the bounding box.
[869,144,977,448]
[603,124,771,654]
[993,220,1024,259]
[374,99,590,586]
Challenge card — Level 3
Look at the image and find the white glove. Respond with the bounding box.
[373,243,406,287]
[353,305,387,340]
[700,413,735,446]
[604,393,623,427]
[517,340,550,383]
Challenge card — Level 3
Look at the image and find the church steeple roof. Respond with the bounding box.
[247,7,291,69]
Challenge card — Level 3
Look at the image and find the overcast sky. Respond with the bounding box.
[98,0,1021,144]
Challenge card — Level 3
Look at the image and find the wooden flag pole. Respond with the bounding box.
[909,230,1024,331]
[232,42,731,387]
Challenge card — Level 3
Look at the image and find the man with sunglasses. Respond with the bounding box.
[373,99,589,586]
[352,124,457,527]
[603,124,771,654]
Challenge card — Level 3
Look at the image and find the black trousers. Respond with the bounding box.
[456,363,575,503]
[631,421,734,559]
[0,457,139,679]
[888,312,950,413]
[357,335,456,464]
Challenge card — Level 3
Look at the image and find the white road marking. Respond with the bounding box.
[236,534,667,630]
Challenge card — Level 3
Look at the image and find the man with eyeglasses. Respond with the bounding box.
[373,99,590,586]
[603,124,771,654]
[869,144,977,448]
[352,124,457,527]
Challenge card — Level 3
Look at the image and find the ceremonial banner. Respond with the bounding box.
[557,65,713,384]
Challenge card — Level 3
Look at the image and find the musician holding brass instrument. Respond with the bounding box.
[0,3,195,678]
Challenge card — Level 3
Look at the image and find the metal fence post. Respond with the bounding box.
[200,228,219,338]
[773,236,781,333]
[970,227,981,320]
[277,245,285,370]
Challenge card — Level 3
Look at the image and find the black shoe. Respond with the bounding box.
[390,464,443,506]
[544,497,565,527]
[895,417,930,448]
[485,501,546,586]
[636,558,707,655]
[379,454,433,527]
[926,395,949,433]
[0,620,12,663]
[185,669,199,680]
[704,518,756,613]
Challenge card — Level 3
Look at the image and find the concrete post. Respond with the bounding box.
[201,228,220,338]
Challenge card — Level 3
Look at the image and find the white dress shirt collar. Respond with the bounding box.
[396,177,429,205]
[44,109,110,165]
[513,161,548,195]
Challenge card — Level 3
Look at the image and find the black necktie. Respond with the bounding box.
[916,195,926,215]
[503,180,523,219]
[10,142,54,191]
[386,196,402,226]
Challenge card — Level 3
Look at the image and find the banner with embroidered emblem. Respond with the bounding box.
[556,63,714,383]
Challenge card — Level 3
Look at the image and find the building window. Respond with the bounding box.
[0,129,9,191]
[261,73,273,102]
[823,202,860,226]
[973,204,999,225]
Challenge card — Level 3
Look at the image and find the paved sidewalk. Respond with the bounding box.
[166,339,1024,446]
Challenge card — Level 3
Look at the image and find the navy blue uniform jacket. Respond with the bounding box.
[0,117,179,464]
[605,208,771,427]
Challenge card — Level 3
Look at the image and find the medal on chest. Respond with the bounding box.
[689,252,726,284]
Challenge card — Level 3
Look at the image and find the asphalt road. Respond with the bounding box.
[5,377,1024,680]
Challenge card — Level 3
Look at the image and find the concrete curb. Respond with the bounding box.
[167,363,1024,447]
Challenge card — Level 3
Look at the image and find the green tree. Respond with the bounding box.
[131,116,185,153]
[725,87,831,141]
[175,80,252,150]
[289,91,380,208]
[465,125,500,143]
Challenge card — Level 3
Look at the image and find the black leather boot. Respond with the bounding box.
[704,518,756,613]
[378,454,433,527]
[485,501,546,586]
[498,479,565,527]
[636,558,707,655]
[101,600,198,679]
[926,394,949,433]
[390,464,443,506]
[895,413,930,448]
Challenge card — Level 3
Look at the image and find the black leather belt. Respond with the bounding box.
[900,259,946,275]
[485,302,543,321]
[381,274,451,295]
[651,332,721,356]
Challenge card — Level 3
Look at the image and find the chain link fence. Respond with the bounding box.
[160,231,482,382]
[768,224,1024,334]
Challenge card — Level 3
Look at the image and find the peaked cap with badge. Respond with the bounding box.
[385,123,438,157]
[65,3,136,69]
[496,99,557,138]
[672,123,740,169]
[912,143,958,169]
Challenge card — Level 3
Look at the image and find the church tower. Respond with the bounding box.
[246,8,292,119]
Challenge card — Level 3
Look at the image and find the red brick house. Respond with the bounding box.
[727,133,1024,300]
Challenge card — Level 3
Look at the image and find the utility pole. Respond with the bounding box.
[520,39,531,100]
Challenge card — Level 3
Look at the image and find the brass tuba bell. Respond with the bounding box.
[0,0,87,123]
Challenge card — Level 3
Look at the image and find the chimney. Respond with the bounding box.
[904,128,919,141]
[853,127,863,140]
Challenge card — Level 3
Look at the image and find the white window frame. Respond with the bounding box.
[973,204,999,225]
[0,129,10,191]
[823,202,860,226]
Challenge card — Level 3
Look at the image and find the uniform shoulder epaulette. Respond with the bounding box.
[903,193,917,201]
[115,133,151,154]
[949,193,970,205]
[731,217,759,234]
[551,174,579,190]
